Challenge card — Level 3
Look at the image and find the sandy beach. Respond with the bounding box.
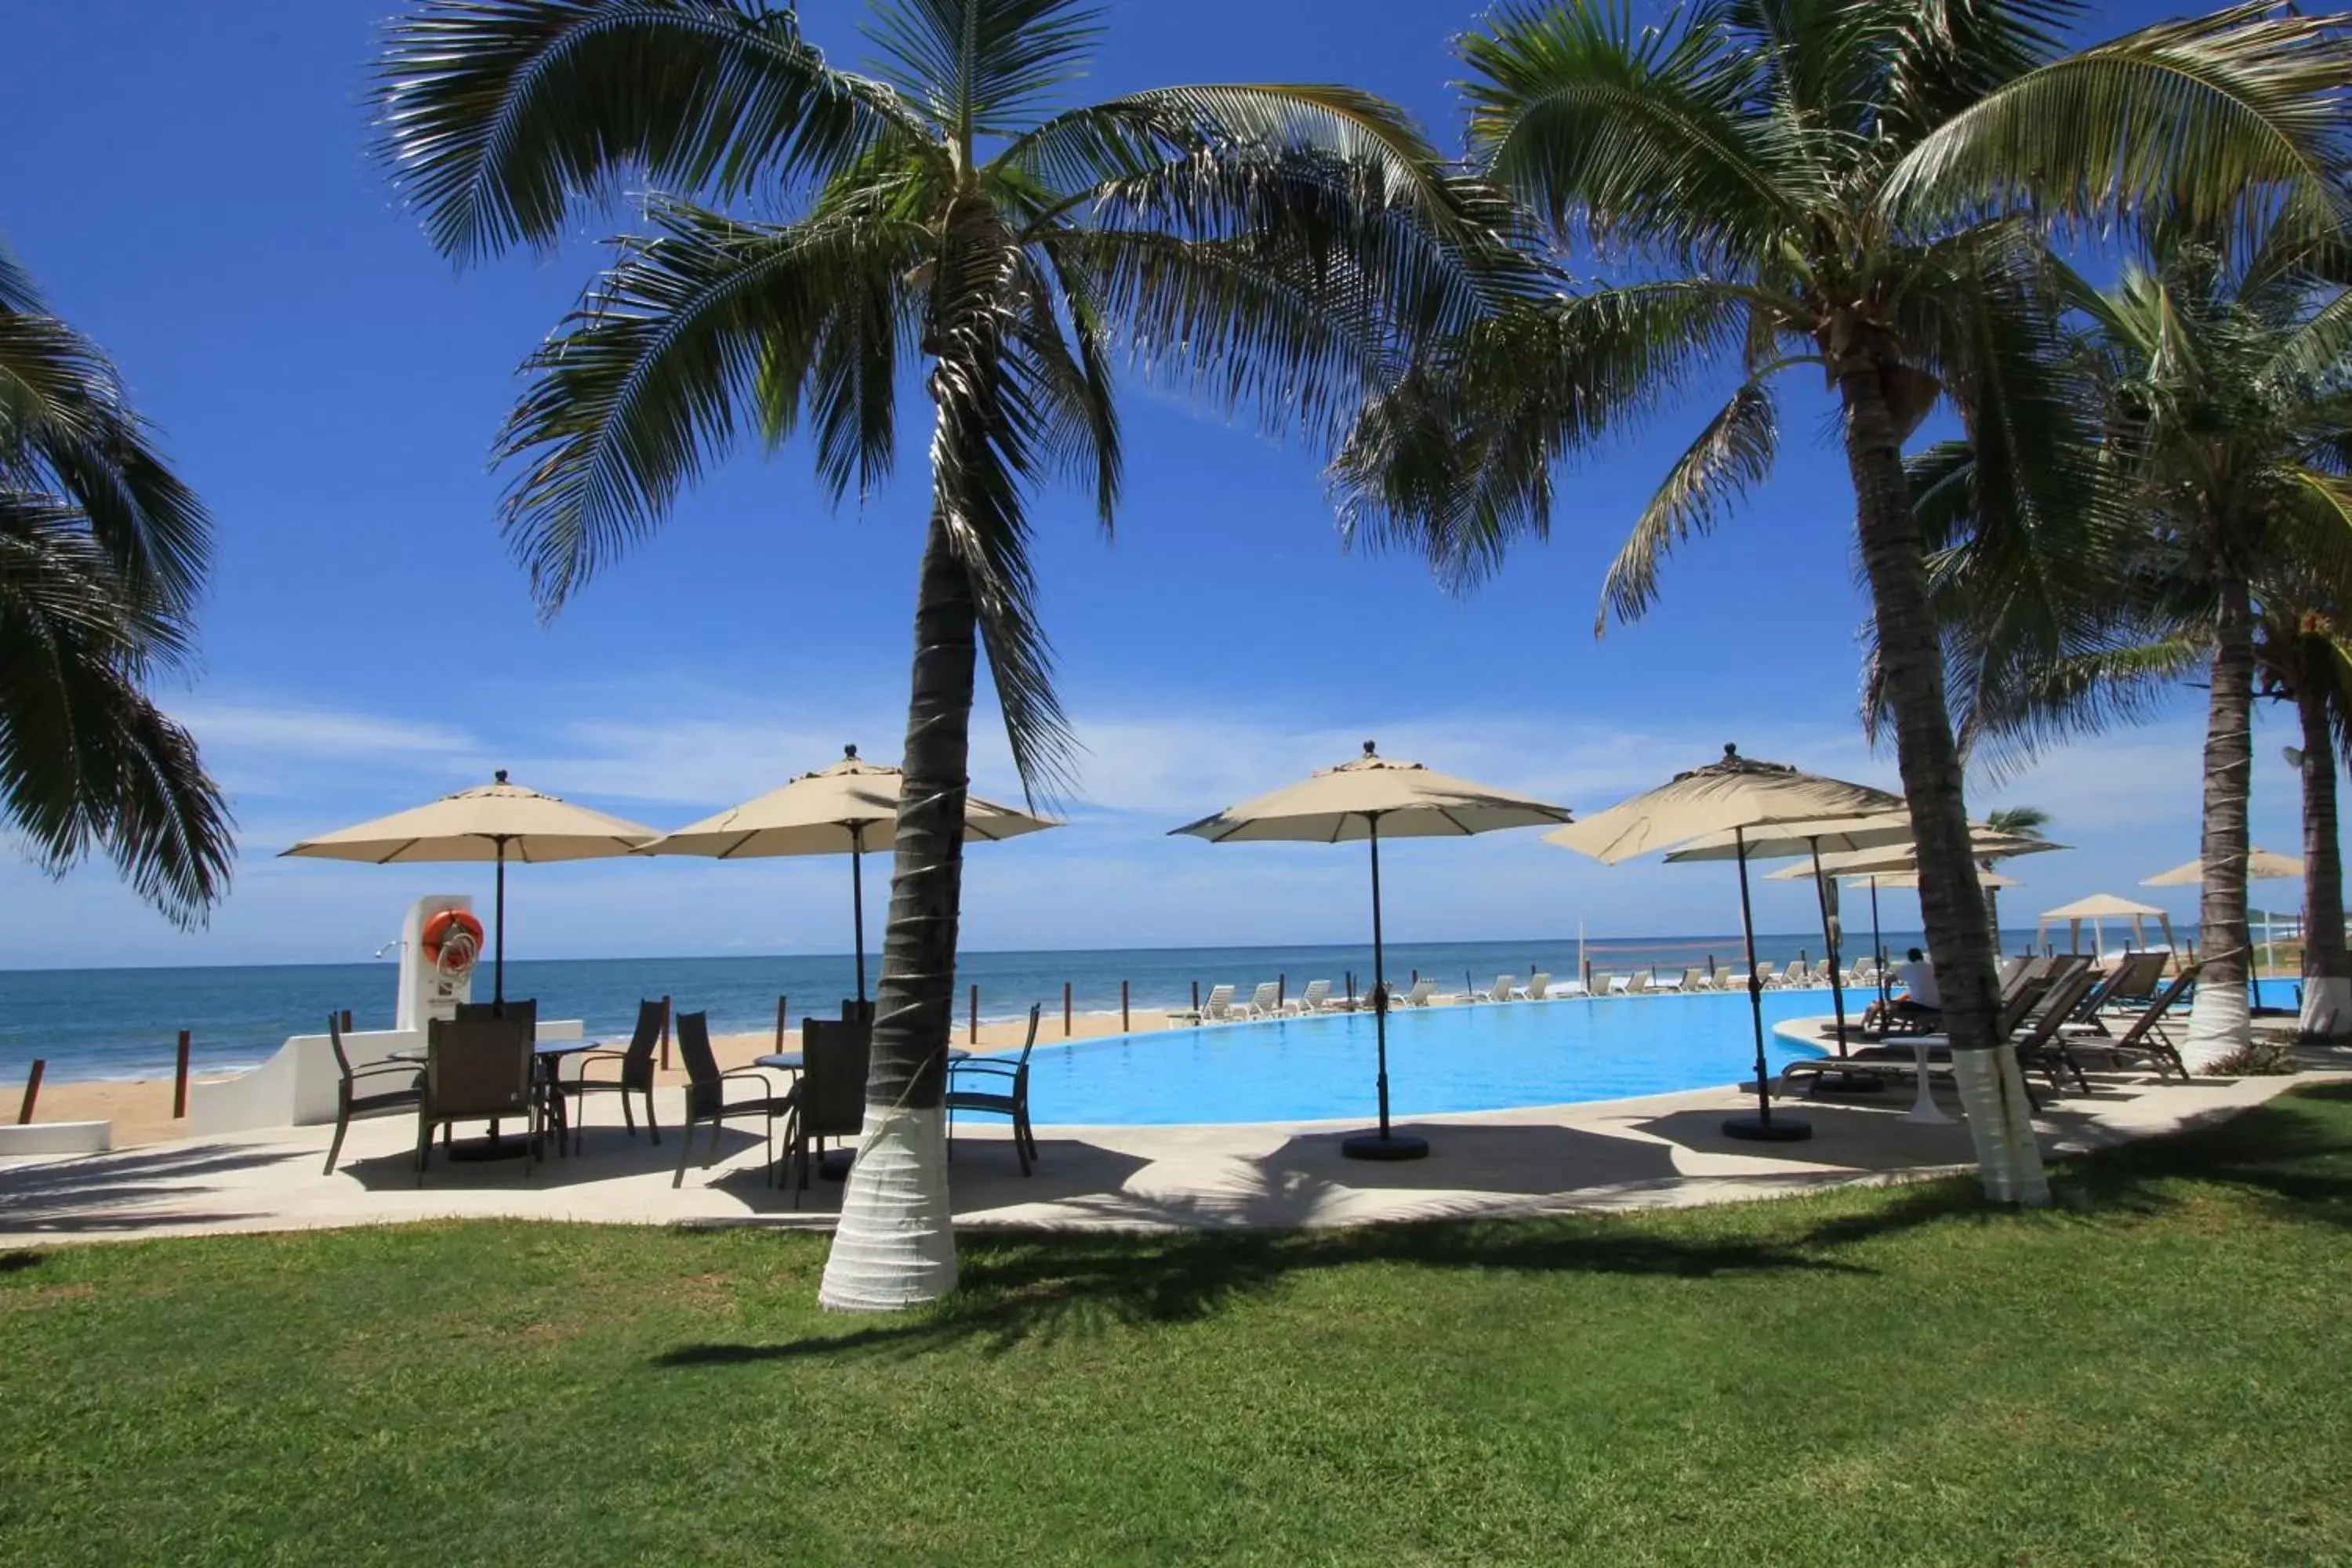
[21,1006,1182,1149]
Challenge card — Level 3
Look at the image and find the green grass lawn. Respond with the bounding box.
[5,1087,2350,1566]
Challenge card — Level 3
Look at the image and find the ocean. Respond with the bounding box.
[0,927,2057,1084]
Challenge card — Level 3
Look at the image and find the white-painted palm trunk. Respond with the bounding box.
[2184,983,2252,1071]
[2301,977,2352,1038]
[818,1105,957,1312]
[1949,1042,2050,1206]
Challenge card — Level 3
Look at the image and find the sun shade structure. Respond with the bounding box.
[1174,741,1570,1161]
[638,745,1058,1001]
[1548,746,1904,1142]
[2035,894,2176,960]
[283,771,658,1005]
[2142,848,2305,886]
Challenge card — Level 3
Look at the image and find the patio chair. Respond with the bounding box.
[782,1015,871,1203]
[2060,964,2200,1081]
[1846,956,1880,988]
[1243,982,1282,1018]
[1475,974,1517,1003]
[1587,969,1616,996]
[455,998,538,1031]
[1283,979,1333,1016]
[946,1004,1042,1175]
[565,997,664,1152]
[1753,961,1780,989]
[671,1010,795,1189]
[323,1012,423,1175]
[1525,971,1553,1000]
[2077,950,2170,1022]
[1395,978,1437,1007]
[1678,967,1708,993]
[1169,983,1236,1025]
[414,1015,538,1183]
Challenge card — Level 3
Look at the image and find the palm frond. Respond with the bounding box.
[0,490,232,926]
[1882,2,2352,250]
[1460,0,1802,267]
[1333,278,1758,586]
[1872,0,2074,148]
[864,0,1099,142]
[497,197,924,609]
[374,0,921,263]
[1595,380,1776,632]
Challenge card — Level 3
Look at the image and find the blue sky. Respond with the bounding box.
[0,0,2299,968]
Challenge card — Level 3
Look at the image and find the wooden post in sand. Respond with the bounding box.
[339,1009,354,1032]
[1120,980,1130,1033]
[1191,979,1200,1014]
[16,1059,42,1124]
[172,1029,193,1119]
[1277,973,1286,1010]
[1063,982,1073,1036]
[660,994,673,1070]
[969,983,978,1044]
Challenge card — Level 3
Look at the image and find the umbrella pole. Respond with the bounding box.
[1724,826,1810,1142]
[492,838,506,1012]
[1810,840,1852,1059]
[850,822,869,1005]
[1344,814,1426,1161]
[1871,877,1888,1011]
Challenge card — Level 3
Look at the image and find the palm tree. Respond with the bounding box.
[1334,0,2350,1203]
[1984,807,2049,838]
[2258,604,2352,1035]
[0,241,231,926]
[375,0,1504,1307]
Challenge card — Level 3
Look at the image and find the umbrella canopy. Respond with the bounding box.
[639,745,1058,1001]
[283,771,658,1003]
[1174,741,1570,1161]
[1174,745,1570,843]
[1773,863,2022,890]
[2034,893,2176,959]
[1548,746,1904,1142]
[2141,848,2306,886]
[1658,811,1917,863]
[1778,832,2067,879]
[1544,746,1901,864]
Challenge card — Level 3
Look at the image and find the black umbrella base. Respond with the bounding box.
[1722,1112,1813,1143]
[444,1135,533,1163]
[1341,1130,1429,1161]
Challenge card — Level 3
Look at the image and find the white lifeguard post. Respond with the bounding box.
[189,892,581,1136]
[396,892,476,1032]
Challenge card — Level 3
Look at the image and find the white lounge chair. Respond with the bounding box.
[1778,960,1811,987]
[1525,971,1553,1000]
[1752,961,1780,989]
[1678,967,1708,993]
[1244,982,1281,1018]
[1170,982,1240,1025]
[1393,978,1436,1007]
[1283,979,1333,1016]
[1587,969,1616,996]
[1479,973,1519,1003]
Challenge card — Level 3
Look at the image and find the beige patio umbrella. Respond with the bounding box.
[283,770,659,1005]
[638,744,1059,1001]
[2034,893,2175,960]
[1782,829,2065,952]
[1548,745,1903,1143]
[2144,848,2304,982]
[1173,740,1571,1161]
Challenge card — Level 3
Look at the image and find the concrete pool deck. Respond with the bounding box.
[2,1046,2339,1245]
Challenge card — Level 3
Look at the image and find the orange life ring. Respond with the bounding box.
[420,909,485,976]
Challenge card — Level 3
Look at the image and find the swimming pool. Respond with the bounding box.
[1024,991,1837,1126]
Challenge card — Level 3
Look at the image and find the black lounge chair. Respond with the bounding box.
[2060,964,2201,1081]
[323,1012,423,1175]
[947,1004,1042,1175]
[415,1015,539,1182]
[782,1016,870,1203]
[1785,968,2098,1106]
[566,998,664,1152]
[671,1011,794,1188]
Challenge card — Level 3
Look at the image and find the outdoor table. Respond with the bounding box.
[534,1039,602,1154]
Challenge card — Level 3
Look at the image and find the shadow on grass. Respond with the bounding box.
[656,1083,2352,1365]
[0,1250,42,1274]
[657,1205,1877,1367]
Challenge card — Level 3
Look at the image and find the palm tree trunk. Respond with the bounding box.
[2296,651,2348,1036]
[1836,350,2048,1205]
[818,503,971,1311]
[2185,575,2255,1068]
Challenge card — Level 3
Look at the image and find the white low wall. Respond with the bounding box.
[0,1120,111,1156]
[189,1018,585,1137]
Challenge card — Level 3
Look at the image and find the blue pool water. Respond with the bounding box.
[1025,989,1843,1127]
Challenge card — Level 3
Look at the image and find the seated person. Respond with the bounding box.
[1861,948,1943,1033]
